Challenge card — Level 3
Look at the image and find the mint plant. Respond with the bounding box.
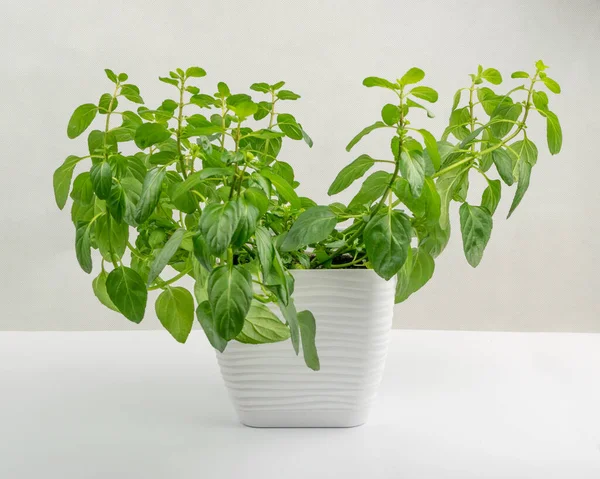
[54,67,320,370]
[282,61,562,302]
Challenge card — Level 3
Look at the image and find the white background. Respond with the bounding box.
[0,0,598,331]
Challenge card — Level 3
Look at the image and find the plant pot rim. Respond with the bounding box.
[289,268,378,275]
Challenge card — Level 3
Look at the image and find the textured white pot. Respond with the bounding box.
[216,269,396,428]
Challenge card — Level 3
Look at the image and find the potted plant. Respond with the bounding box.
[55,61,562,428]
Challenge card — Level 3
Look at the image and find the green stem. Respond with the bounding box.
[176,78,188,179]
[148,267,192,291]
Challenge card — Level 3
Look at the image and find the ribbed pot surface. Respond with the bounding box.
[216,269,395,427]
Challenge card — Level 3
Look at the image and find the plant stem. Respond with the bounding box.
[148,267,192,291]
[176,78,188,179]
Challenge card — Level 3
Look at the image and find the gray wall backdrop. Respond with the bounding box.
[1,0,598,332]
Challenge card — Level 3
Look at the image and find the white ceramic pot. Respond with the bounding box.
[216,269,396,428]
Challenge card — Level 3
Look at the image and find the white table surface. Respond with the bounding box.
[1,330,599,478]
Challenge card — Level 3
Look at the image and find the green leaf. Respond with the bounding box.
[67,104,98,139]
[95,214,128,262]
[482,68,502,85]
[511,138,538,166]
[92,270,119,312]
[135,167,166,224]
[393,177,440,225]
[543,77,561,94]
[260,169,301,208]
[159,77,179,87]
[231,197,260,247]
[199,202,239,256]
[348,171,391,209]
[107,181,126,222]
[364,210,412,280]
[104,69,118,83]
[90,161,112,200]
[277,113,303,140]
[278,299,300,354]
[106,266,148,323]
[544,110,562,154]
[196,301,227,352]
[134,123,171,149]
[75,221,92,273]
[297,310,320,371]
[410,86,438,102]
[192,233,213,272]
[255,226,274,280]
[459,203,493,268]
[155,287,194,343]
[148,150,177,165]
[98,93,117,114]
[477,87,501,116]
[416,129,441,171]
[492,148,514,186]
[481,179,502,215]
[277,90,301,100]
[346,121,389,152]
[381,104,400,125]
[535,59,549,71]
[243,187,269,216]
[395,248,435,303]
[399,67,425,86]
[511,71,529,79]
[250,82,271,93]
[236,302,291,344]
[437,164,469,229]
[281,206,337,251]
[507,158,533,218]
[53,155,80,209]
[452,89,462,111]
[406,98,435,118]
[362,77,399,90]
[120,84,144,104]
[328,154,375,195]
[186,66,206,78]
[532,91,549,112]
[208,264,253,340]
[147,228,186,285]
[490,100,522,138]
[399,150,425,197]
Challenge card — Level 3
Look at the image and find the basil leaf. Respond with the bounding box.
[135,167,166,224]
[399,67,425,86]
[260,169,300,208]
[192,233,213,272]
[67,104,98,139]
[459,203,493,267]
[381,104,401,125]
[155,287,194,343]
[481,179,502,215]
[482,68,502,85]
[95,215,128,262]
[395,248,435,303]
[328,154,375,195]
[297,310,320,371]
[235,302,291,344]
[492,148,514,186]
[364,210,412,280]
[281,206,337,252]
[348,171,391,209]
[510,138,538,167]
[436,165,469,229]
[75,221,92,274]
[231,197,260,247]
[198,202,239,256]
[208,264,253,340]
[278,298,300,354]
[53,155,80,209]
[107,181,126,222]
[134,123,171,149]
[362,76,399,90]
[90,161,112,200]
[345,121,389,152]
[196,301,227,352]
[255,226,274,280]
[92,270,119,312]
[409,86,438,103]
[277,113,303,140]
[147,228,186,285]
[543,77,561,94]
[544,110,562,155]
[507,159,533,218]
[186,66,206,78]
[106,266,148,323]
[416,129,440,171]
[399,150,425,197]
